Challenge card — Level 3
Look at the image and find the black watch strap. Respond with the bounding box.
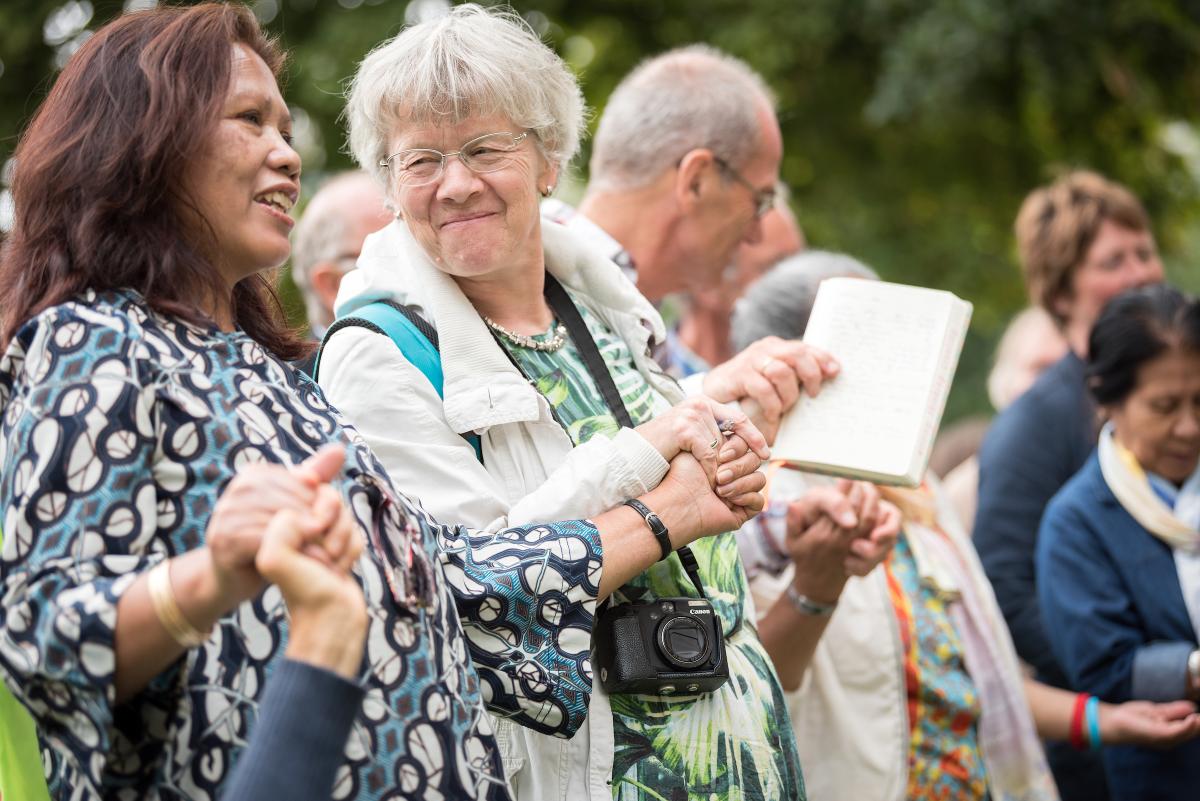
[623,498,671,561]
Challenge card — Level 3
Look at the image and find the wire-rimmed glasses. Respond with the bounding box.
[713,156,777,218]
[379,131,530,188]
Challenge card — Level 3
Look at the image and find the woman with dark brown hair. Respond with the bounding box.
[0,5,765,800]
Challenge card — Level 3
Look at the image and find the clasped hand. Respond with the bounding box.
[635,395,769,484]
[650,430,771,547]
[204,445,363,608]
[785,480,901,604]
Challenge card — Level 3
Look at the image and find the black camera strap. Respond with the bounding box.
[543,273,708,600]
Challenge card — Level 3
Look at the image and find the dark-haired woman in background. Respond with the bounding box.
[1039,284,1200,800]
[0,5,763,799]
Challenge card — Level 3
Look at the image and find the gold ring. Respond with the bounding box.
[710,438,720,450]
[759,358,776,373]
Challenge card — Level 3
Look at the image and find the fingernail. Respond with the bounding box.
[718,469,732,484]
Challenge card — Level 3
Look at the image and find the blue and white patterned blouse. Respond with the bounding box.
[0,291,603,801]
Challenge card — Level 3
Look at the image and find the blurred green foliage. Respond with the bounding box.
[2,0,1199,422]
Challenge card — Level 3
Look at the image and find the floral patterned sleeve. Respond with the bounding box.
[0,306,163,792]
[423,508,602,739]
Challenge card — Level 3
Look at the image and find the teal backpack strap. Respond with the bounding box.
[315,300,483,462]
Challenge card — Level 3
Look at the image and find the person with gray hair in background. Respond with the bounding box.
[728,250,877,352]
[290,170,392,339]
[544,45,833,442]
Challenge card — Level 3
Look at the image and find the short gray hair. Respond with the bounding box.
[291,171,383,328]
[730,250,879,352]
[589,45,775,192]
[346,3,586,184]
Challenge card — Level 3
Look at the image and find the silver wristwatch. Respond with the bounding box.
[1188,649,1200,694]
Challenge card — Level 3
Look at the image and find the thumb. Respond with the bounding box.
[787,488,855,531]
[255,509,308,583]
[295,444,346,485]
[818,492,858,529]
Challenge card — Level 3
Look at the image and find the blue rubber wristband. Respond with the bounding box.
[1085,695,1102,751]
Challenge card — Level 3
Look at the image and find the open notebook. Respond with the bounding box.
[771,278,972,486]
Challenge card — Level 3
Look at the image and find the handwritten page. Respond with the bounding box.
[772,278,971,485]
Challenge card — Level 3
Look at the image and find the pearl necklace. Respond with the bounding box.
[483,315,569,353]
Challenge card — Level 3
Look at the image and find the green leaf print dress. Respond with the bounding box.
[496,298,805,801]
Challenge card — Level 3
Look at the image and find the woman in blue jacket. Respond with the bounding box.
[1038,284,1200,800]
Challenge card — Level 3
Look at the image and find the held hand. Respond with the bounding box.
[1101,700,1200,749]
[255,509,368,679]
[205,446,347,605]
[647,452,766,547]
[785,481,899,604]
[635,397,769,484]
[844,497,900,577]
[702,337,839,443]
[784,486,860,604]
[716,435,769,505]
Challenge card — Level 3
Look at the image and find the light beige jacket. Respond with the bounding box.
[749,471,1057,801]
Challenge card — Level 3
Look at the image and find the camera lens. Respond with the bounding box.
[656,615,711,669]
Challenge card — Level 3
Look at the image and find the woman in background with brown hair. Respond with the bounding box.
[975,171,1165,801]
[0,5,759,799]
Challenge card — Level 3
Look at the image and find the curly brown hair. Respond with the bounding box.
[0,3,307,359]
[1014,170,1150,328]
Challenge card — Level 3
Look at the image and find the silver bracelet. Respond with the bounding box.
[785,584,837,617]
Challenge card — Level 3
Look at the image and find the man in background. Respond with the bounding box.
[544,45,816,429]
[291,171,393,339]
[668,196,805,377]
[544,44,780,308]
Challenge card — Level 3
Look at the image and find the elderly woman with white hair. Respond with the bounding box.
[317,6,840,801]
[731,251,1200,801]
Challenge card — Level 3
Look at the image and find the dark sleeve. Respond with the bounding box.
[220,660,364,801]
[974,400,1077,680]
[1036,499,1191,703]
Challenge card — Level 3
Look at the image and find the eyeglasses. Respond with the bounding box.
[379,131,529,188]
[713,156,777,219]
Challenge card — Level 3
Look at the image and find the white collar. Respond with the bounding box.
[540,199,637,286]
[334,218,664,433]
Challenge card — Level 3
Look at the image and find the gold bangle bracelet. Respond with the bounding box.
[147,559,211,649]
